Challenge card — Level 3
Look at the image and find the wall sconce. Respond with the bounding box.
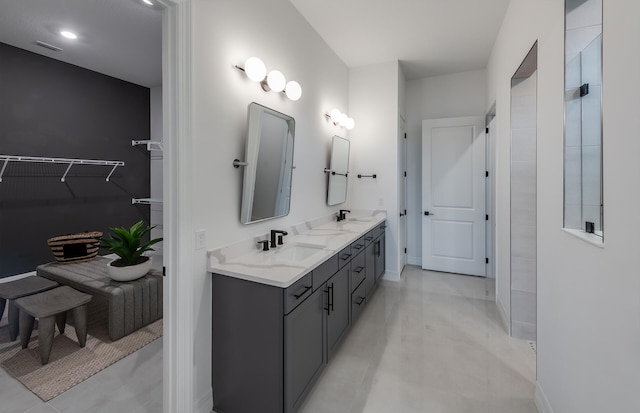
[234,57,302,101]
[326,108,355,130]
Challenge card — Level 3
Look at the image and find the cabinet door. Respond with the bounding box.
[375,235,386,280]
[327,266,350,358]
[365,242,376,298]
[285,287,326,413]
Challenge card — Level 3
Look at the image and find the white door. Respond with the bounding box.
[422,117,486,277]
[398,117,407,271]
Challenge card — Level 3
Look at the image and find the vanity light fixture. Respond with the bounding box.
[234,57,303,101]
[60,30,78,40]
[326,108,355,130]
[142,0,154,5]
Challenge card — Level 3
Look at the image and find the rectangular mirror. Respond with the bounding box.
[327,136,350,206]
[240,102,295,224]
[564,0,603,238]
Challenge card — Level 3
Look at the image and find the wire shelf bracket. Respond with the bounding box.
[132,140,163,151]
[131,198,163,205]
[0,155,125,183]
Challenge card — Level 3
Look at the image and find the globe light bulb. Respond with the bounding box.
[338,113,349,127]
[267,70,286,92]
[345,118,355,130]
[285,81,302,101]
[244,57,266,82]
[330,109,342,124]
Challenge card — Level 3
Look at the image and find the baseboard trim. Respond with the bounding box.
[382,271,400,282]
[196,389,213,413]
[535,382,554,413]
[496,295,510,334]
[407,256,421,266]
[0,271,36,283]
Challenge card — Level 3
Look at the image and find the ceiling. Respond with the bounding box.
[0,0,510,88]
[0,0,162,88]
[289,0,511,79]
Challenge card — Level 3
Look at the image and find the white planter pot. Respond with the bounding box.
[107,257,151,282]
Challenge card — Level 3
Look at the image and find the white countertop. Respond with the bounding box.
[207,210,386,288]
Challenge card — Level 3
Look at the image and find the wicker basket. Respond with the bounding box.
[47,231,103,264]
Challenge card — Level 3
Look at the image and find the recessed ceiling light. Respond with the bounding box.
[142,0,154,5]
[60,30,77,40]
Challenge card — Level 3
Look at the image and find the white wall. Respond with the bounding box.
[348,61,401,279]
[188,0,350,406]
[487,0,640,411]
[405,70,486,266]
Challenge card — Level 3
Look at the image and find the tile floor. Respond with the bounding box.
[2,266,537,413]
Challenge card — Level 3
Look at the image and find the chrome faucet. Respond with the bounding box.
[270,230,288,248]
[337,209,351,222]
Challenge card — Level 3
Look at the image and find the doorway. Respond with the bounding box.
[421,116,486,277]
[510,43,538,342]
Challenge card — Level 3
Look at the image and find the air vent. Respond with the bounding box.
[36,41,63,52]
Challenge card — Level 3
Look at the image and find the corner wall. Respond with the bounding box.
[347,61,401,279]
[188,0,350,406]
[487,0,640,411]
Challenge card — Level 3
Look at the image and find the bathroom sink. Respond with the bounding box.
[274,243,325,262]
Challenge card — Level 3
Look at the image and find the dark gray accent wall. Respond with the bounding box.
[0,42,151,278]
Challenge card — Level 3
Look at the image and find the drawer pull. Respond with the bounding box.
[354,266,364,274]
[364,237,373,242]
[340,253,352,260]
[293,285,312,299]
[355,296,365,306]
[353,244,363,250]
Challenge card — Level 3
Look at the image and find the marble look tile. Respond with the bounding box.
[582,144,602,206]
[0,365,44,413]
[511,290,537,326]
[300,267,537,413]
[511,257,537,293]
[581,86,602,147]
[23,405,61,413]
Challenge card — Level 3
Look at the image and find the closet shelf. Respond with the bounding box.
[0,155,124,183]
[132,140,163,151]
[131,198,163,205]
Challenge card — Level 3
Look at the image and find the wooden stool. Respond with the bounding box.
[0,276,58,341]
[14,286,92,364]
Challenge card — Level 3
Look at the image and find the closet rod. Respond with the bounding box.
[0,155,125,183]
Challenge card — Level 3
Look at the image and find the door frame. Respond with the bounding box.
[158,0,199,412]
[398,115,407,273]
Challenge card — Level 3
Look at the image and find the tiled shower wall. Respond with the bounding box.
[510,71,537,341]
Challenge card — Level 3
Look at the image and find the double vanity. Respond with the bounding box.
[208,211,386,413]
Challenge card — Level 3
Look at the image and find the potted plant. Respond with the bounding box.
[101,221,163,281]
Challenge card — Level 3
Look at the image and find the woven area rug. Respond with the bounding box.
[0,318,162,401]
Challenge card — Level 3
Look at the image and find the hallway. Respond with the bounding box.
[300,266,537,413]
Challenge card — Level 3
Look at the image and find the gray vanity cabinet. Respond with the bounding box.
[326,266,350,357]
[211,220,386,413]
[365,237,376,299]
[285,287,326,413]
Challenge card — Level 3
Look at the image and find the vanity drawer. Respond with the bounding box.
[351,281,367,324]
[312,254,339,291]
[337,245,352,269]
[350,252,365,292]
[350,236,366,255]
[284,272,313,314]
[364,230,376,246]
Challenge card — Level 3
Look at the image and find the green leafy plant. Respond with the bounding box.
[100,221,163,267]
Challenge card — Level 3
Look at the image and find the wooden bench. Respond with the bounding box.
[15,286,92,364]
[0,276,59,341]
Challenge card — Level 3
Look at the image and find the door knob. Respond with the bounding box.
[424,211,435,216]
